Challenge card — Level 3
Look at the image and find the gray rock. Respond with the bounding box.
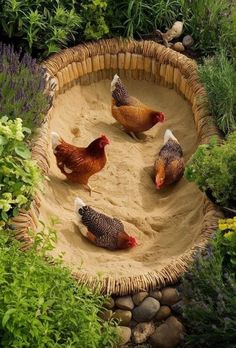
[150,290,162,301]
[103,297,115,309]
[150,316,184,348]
[182,35,194,48]
[117,326,131,346]
[132,322,155,344]
[98,309,113,321]
[161,288,181,306]
[113,309,132,326]
[133,292,149,306]
[171,300,183,315]
[155,306,171,321]
[115,296,134,310]
[133,297,160,322]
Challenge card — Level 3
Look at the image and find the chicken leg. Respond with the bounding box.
[84,184,101,196]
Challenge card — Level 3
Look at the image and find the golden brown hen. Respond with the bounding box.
[111,74,165,140]
[75,197,137,250]
[51,132,109,194]
[155,129,184,189]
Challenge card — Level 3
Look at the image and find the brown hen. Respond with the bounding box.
[51,132,109,194]
[111,74,165,140]
[74,197,137,250]
[155,129,184,189]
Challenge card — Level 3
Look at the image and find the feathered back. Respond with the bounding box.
[111,74,130,106]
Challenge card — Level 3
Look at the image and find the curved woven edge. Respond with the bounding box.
[11,38,223,294]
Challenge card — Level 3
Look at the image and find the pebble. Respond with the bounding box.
[113,309,132,326]
[182,35,194,48]
[171,42,185,52]
[132,297,160,322]
[161,288,181,306]
[103,297,115,309]
[132,292,149,306]
[115,296,134,310]
[149,290,162,301]
[132,322,155,344]
[98,309,113,321]
[150,316,184,348]
[155,306,171,321]
[117,326,131,346]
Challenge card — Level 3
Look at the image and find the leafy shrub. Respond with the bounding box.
[107,0,181,38]
[0,43,50,133]
[0,117,42,226]
[0,0,82,57]
[0,225,118,347]
[80,0,109,40]
[184,132,236,206]
[218,217,236,272]
[181,0,236,58]
[198,51,236,134]
[182,234,236,348]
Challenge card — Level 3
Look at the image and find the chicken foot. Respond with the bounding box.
[84,184,101,196]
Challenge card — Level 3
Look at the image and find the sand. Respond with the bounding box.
[39,78,204,277]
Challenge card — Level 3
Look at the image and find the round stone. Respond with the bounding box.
[132,297,160,322]
[103,297,115,309]
[149,290,162,301]
[132,292,149,306]
[150,316,184,348]
[182,35,194,48]
[155,306,171,321]
[117,326,131,345]
[113,309,132,326]
[172,42,185,52]
[98,309,113,321]
[132,322,155,344]
[161,287,181,306]
[115,296,134,310]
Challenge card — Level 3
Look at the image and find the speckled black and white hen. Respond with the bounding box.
[74,197,137,250]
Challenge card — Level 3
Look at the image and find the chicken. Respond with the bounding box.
[74,197,137,250]
[111,74,165,140]
[51,132,109,194]
[155,129,184,189]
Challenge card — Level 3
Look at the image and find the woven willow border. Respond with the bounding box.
[11,38,222,295]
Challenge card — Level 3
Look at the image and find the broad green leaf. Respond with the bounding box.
[14,144,31,159]
[2,308,16,327]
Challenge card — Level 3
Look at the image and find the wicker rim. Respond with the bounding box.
[11,38,222,295]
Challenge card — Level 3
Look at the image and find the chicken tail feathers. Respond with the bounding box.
[111,74,130,106]
[164,129,179,144]
[51,132,61,152]
[74,197,86,213]
[111,74,120,92]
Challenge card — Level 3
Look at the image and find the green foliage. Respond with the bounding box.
[80,0,109,40]
[181,0,236,58]
[198,51,236,134]
[0,224,118,347]
[0,0,82,57]
[184,132,236,206]
[182,235,236,348]
[0,117,42,226]
[107,0,181,38]
[0,43,50,133]
[218,217,236,272]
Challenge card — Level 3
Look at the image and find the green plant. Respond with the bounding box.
[0,117,42,226]
[217,217,236,272]
[0,0,82,57]
[0,223,118,347]
[107,0,181,38]
[180,0,236,58]
[184,132,236,206]
[182,235,236,348]
[0,43,50,133]
[80,0,109,40]
[198,51,236,134]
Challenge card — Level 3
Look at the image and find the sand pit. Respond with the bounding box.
[39,78,206,280]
